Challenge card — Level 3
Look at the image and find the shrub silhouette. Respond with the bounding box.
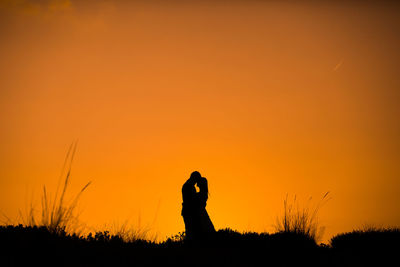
[1,223,399,266]
[331,226,400,251]
[330,226,400,266]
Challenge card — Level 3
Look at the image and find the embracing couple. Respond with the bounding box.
[181,171,215,242]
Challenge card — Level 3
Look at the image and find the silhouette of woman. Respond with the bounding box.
[196,176,216,238]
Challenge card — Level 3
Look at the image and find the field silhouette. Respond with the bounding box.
[1,224,399,267]
[1,147,399,267]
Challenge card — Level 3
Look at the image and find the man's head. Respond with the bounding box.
[190,171,201,181]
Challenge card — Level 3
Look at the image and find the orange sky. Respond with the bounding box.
[1,0,400,243]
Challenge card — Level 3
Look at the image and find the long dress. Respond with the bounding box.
[196,178,216,237]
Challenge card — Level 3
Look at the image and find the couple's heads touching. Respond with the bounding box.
[182,171,210,206]
[181,171,216,240]
[188,171,208,193]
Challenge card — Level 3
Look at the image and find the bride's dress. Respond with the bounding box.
[196,178,216,235]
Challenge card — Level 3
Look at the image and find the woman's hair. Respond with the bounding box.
[198,177,209,196]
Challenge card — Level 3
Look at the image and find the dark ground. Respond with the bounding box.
[0,225,399,267]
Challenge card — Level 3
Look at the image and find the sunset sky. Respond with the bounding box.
[1,0,399,243]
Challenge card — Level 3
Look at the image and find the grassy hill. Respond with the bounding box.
[2,150,398,266]
[1,225,399,267]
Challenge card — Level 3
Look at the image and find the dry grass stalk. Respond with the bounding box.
[19,142,91,235]
[275,192,331,242]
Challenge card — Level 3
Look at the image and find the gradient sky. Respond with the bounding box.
[1,0,400,242]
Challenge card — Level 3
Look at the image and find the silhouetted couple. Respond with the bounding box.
[181,171,215,242]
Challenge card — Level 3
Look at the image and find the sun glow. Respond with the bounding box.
[1,1,400,243]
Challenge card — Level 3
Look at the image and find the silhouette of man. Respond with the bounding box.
[181,171,202,241]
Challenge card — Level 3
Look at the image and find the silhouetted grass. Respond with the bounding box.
[1,223,399,266]
[2,145,398,266]
[17,142,91,235]
[274,192,331,243]
[103,219,158,243]
[0,225,321,266]
[1,143,158,243]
